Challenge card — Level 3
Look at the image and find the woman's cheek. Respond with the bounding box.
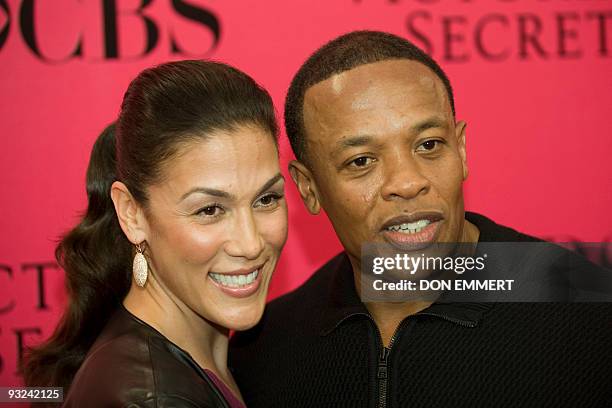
[175,223,227,265]
[260,206,289,251]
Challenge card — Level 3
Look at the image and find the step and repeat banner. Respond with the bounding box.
[0,0,610,391]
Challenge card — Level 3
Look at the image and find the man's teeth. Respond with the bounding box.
[387,219,431,234]
[209,270,259,288]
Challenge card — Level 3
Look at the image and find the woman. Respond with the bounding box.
[23,60,287,407]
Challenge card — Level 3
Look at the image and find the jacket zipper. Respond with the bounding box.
[377,346,389,408]
[329,311,476,408]
[372,313,475,408]
[371,316,411,408]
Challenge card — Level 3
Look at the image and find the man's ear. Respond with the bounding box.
[288,160,321,215]
[455,120,468,180]
[110,181,149,244]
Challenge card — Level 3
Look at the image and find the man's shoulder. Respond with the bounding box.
[466,211,542,243]
[268,252,346,310]
[468,212,612,301]
[230,252,347,349]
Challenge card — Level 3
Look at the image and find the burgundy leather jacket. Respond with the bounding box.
[63,305,230,407]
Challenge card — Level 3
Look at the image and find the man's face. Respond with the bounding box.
[292,59,469,269]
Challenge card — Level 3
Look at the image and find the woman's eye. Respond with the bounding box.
[255,193,282,208]
[417,140,441,151]
[349,156,375,168]
[196,205,223,217]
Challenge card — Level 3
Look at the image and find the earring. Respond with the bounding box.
[133,242,148,287]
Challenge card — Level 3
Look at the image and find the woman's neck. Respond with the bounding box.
[122,276,231,382]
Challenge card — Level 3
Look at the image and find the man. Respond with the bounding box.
[229,31,611,407]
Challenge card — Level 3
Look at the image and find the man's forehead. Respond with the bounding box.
[304,59,446,103]
[302,59,451,137]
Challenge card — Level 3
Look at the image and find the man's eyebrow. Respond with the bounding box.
[332,135,375,155]
[410,117,449,133]
[180,173,284,202]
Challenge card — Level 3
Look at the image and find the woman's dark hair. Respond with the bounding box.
[22,60,278,392]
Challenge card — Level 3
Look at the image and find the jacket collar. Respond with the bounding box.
[317,252,494,336]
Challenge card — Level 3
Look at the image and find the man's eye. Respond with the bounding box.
[255,193,283,208]
[349,156,375,168]
[196,205,224,217]
[417,140,441,151]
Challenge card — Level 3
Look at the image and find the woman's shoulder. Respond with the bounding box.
[63,306,229,408]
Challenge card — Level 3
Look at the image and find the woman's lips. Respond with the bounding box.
[381,220,441,250]
[208,267,263,298]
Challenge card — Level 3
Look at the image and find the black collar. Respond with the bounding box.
[317,252,494,336]
[312,212,543,336]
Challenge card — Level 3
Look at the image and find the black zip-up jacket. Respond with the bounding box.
[229,212,612,407]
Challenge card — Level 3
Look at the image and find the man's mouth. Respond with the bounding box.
[386,219,432,234]
[380,212,443,249]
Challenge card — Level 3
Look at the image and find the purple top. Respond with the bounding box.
[204,369,246,408]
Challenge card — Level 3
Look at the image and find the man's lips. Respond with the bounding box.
[380,212,444,250]
[380,211,443,231]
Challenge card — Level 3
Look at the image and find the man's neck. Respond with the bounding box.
[353,218,481,348]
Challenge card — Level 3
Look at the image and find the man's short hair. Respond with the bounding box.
[284,30,456,162]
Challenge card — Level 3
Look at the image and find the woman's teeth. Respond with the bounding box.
[209,270,259,288]
[387,219,431,234]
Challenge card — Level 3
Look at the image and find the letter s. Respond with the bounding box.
[171,0,220,56]
[406,10,433,55]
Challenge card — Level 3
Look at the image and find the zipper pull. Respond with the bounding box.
[377,347,389,379]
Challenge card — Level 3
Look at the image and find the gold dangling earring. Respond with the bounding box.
[133,242,148,287]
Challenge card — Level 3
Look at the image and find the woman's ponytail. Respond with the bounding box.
[23,123,132,391]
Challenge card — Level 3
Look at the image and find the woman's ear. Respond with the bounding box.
[110,181,149,244]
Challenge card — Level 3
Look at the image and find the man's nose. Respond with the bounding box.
[380,153,430,201]
[224,210,265,260]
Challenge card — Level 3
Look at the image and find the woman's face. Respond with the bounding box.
[142,124,287,331]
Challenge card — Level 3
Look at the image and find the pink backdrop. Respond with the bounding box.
[1,0,611,395]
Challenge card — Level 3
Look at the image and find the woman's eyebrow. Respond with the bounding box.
[254,173,284,197]
[180,173,284,202]
[180,187,233,201]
